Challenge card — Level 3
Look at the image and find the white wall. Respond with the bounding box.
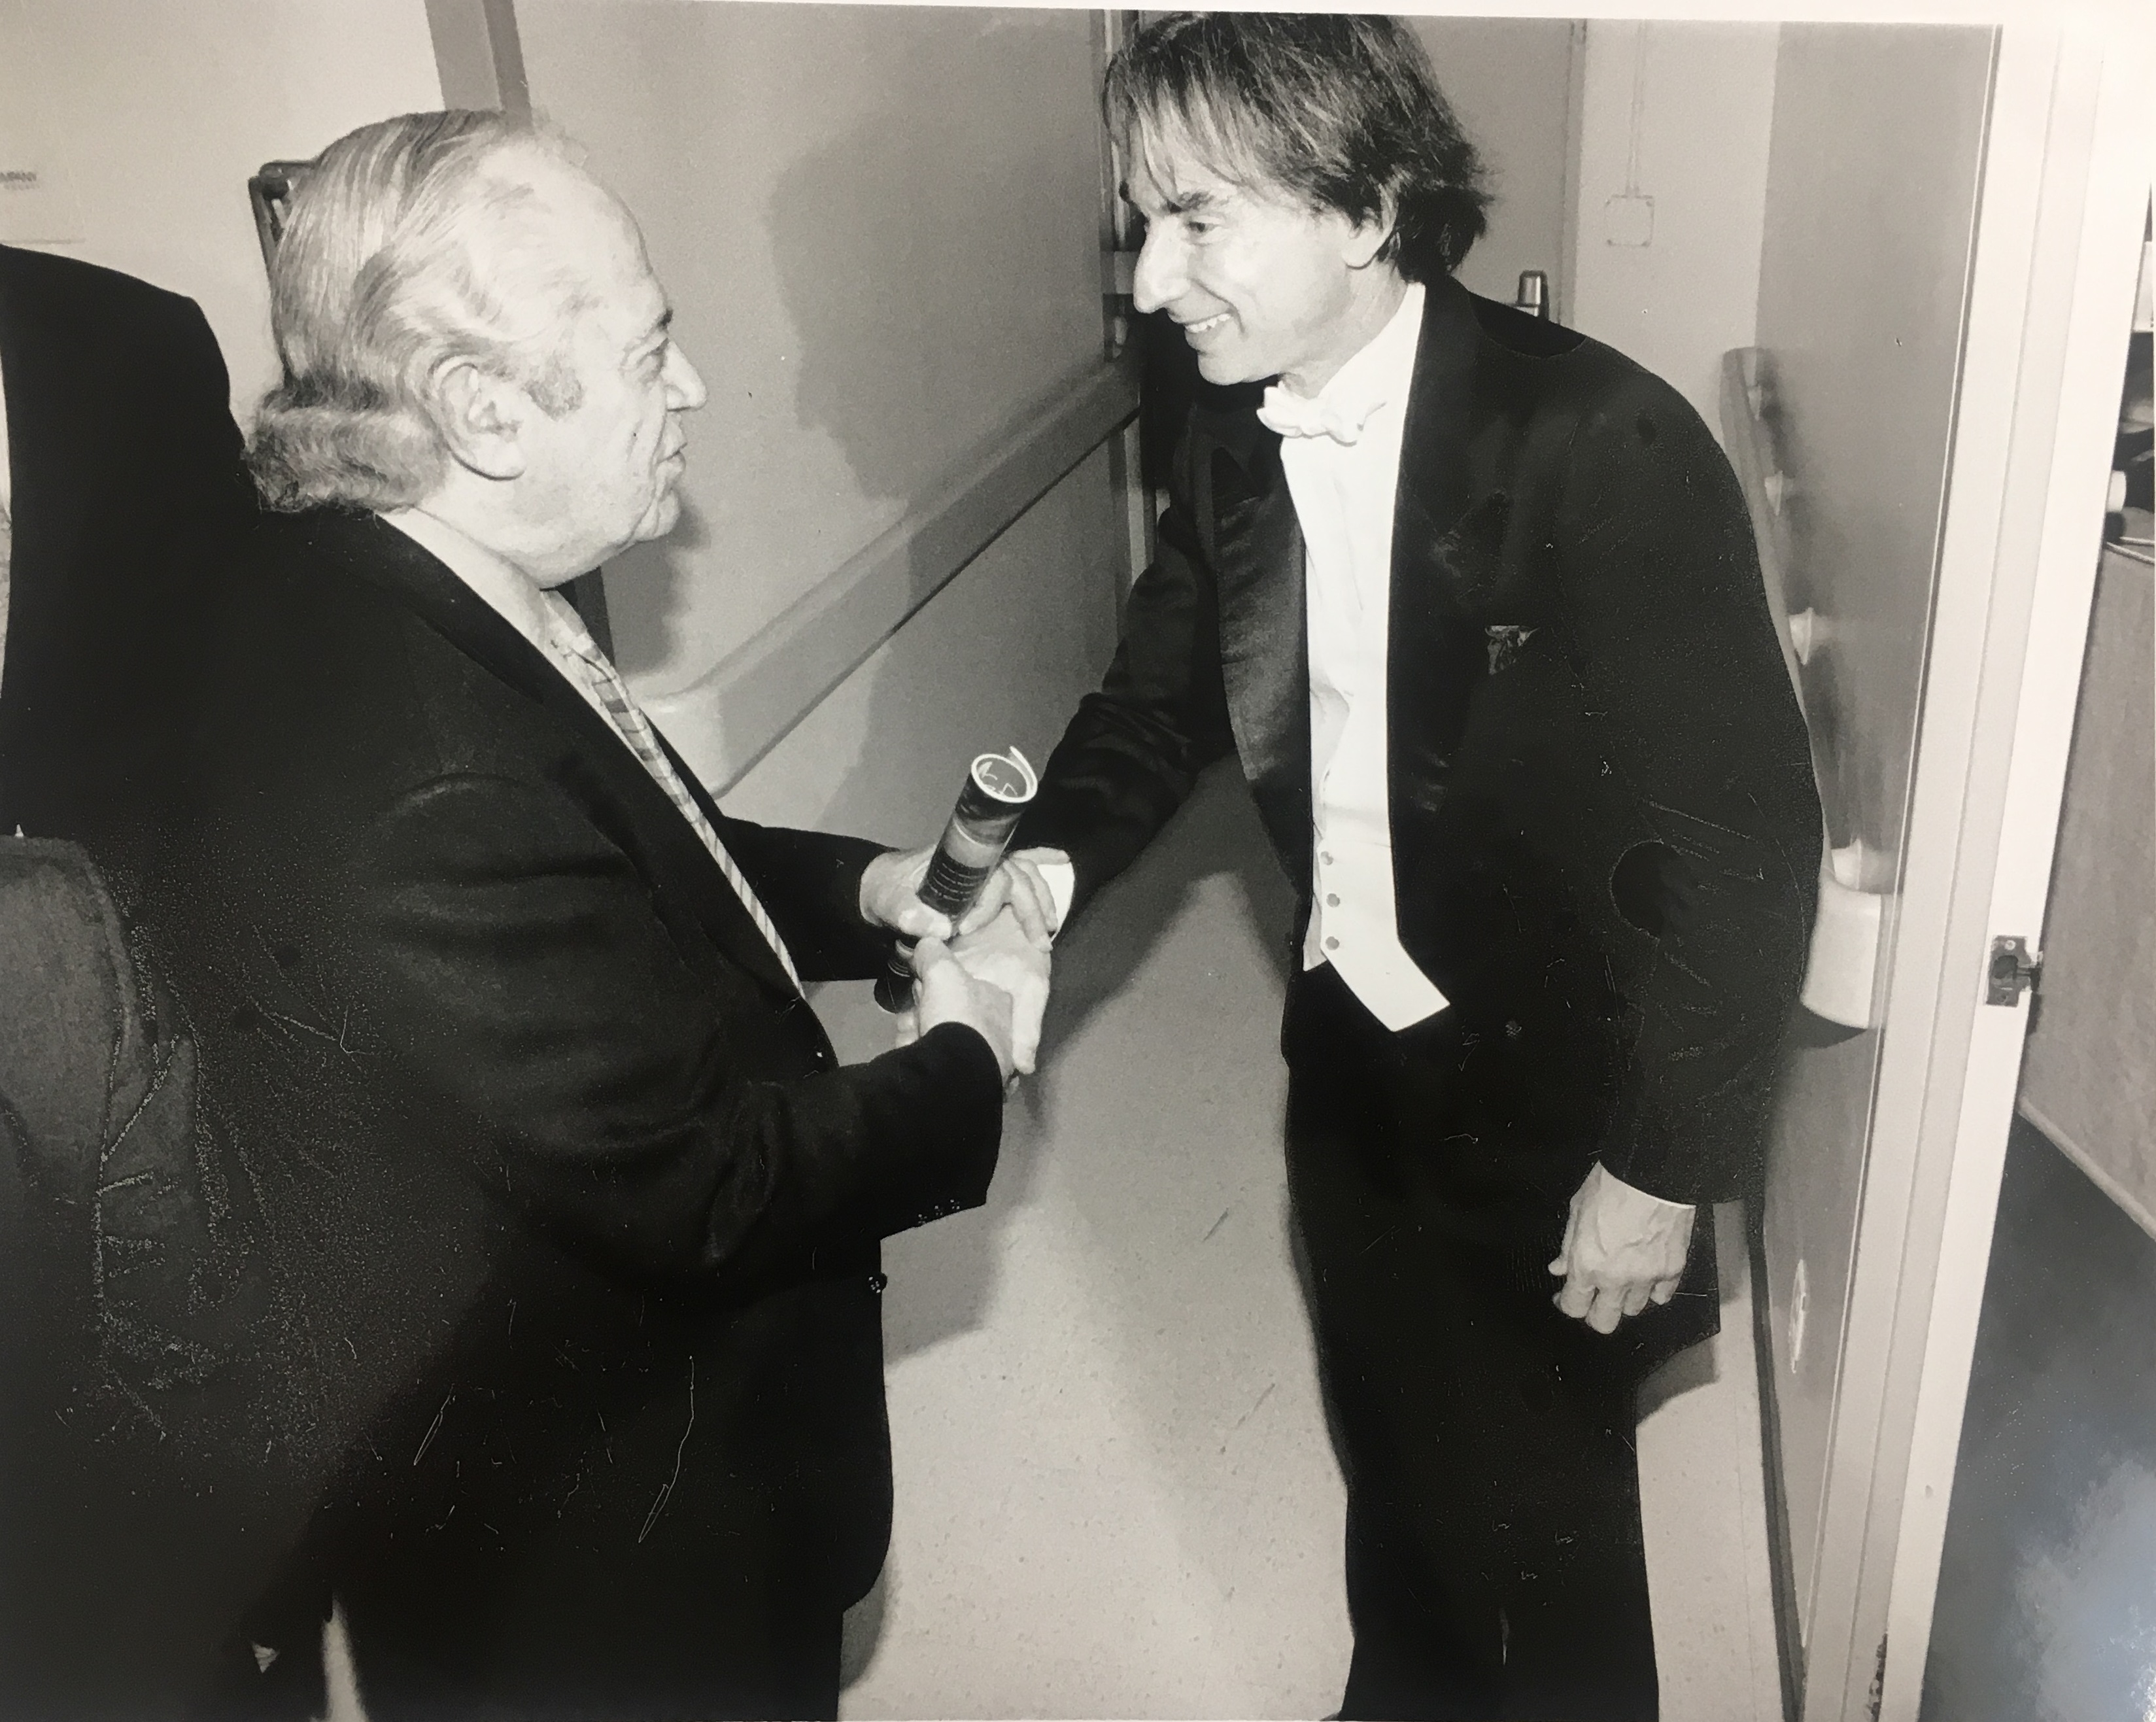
[722,447,1121,842]
[0,0,442,419]
[2017,548,2156,1237]
[1406,17,1580,317]
[1568,20,1779,438]
[515,2,1108,746]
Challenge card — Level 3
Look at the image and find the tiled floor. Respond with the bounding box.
[1922,1117,2156,1722]
[325,761,1783,1719]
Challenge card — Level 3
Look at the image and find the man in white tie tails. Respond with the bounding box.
[116,109,1051,1721]
[1017,16,1819,1718]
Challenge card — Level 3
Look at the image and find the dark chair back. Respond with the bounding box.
[0,838,303,1717]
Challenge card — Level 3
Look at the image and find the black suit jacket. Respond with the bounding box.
[112,507,1003,1712]
[0,244,254,839]
[1021,276,1819,1205]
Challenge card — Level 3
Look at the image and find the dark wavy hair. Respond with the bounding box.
[1105,13,1492,283]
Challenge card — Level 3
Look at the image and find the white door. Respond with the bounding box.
[1748,14,2151,1720]
[1741,22,1997,1696]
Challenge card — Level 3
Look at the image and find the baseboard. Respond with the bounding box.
[1749,1201,1805,1721]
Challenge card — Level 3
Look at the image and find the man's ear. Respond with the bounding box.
[433,359,528,482]
[1341,190,1401,272]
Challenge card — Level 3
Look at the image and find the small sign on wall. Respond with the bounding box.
[0,0,84,244]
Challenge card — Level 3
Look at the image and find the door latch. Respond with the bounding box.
[1985,935,2043,1007]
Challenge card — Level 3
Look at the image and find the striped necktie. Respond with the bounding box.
[541,593,802,992]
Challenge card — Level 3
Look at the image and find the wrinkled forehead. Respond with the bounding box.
[473,148,657,327]
[503,148,646,266]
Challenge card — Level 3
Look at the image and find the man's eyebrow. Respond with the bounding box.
[626,307,674,356]
[1119,181,1222,217]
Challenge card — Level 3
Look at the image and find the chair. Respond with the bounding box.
[0,837,311,1718]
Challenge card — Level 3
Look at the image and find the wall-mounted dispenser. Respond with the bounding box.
[1722,346,1889,1030]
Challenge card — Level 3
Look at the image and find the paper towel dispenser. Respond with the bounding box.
[1722,347,1887,1031]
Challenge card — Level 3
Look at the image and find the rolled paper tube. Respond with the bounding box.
[876,748,1040,1014]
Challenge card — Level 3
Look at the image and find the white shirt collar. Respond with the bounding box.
[1292,278,1426,421]
[379,506,559,655]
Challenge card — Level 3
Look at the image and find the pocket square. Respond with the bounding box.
[1486,624,1538,674]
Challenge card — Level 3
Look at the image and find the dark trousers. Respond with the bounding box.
[290,1432,860,1722]
[337,1582,843,1722]
[1283,963,1716,1721]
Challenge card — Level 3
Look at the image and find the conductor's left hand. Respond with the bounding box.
[1547,1162,1697,1335]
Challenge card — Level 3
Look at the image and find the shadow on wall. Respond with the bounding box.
[590,44,973,687]
[610,27,1108,788]
[764,44,1095,511]
[668,8,1120,825]
[604,497,710,684]
[742,63,1102,808]
[597,71,963,689]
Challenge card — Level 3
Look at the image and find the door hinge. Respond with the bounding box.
[1985,934,2044,1006]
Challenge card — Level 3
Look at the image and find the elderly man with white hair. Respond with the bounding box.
[114,109,1050,1721]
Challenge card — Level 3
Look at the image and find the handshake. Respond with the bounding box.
[858,845,1067,1084]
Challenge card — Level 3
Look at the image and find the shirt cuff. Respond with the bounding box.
[1036,857,1075,935]
[1598,1162,1697,1216]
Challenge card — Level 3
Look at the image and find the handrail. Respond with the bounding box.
[647,351,1140,794]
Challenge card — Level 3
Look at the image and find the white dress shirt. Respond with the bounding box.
[1033,286,1450,1033]
[1275,281,1449,1031]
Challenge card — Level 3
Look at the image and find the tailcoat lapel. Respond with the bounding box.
[1197,275,1496,861]
[1195,386,1311,848]
[1386,274,1501,815]
[309,511,802,1001]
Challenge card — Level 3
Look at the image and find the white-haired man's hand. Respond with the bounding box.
[894,907,1050,1079]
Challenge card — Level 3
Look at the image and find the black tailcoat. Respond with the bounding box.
[1021,273,1821,1715]
[109,508,1004,1718]
[1022,275,1819,1209]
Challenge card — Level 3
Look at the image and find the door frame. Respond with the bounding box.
[1793,13,2153,1719]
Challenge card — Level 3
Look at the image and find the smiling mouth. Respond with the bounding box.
[1180,311,1231,336]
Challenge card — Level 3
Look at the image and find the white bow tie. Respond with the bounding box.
[1257,383,1386,446]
